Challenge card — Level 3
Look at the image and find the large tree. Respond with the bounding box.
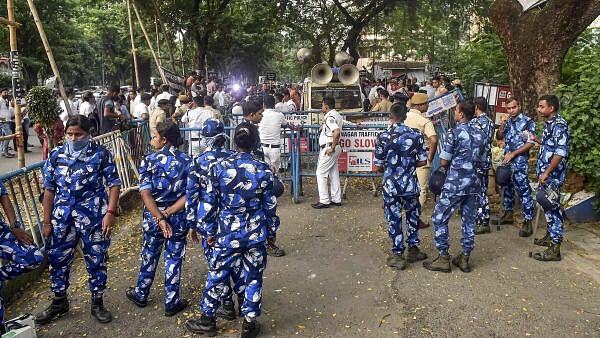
[490,0,600,115]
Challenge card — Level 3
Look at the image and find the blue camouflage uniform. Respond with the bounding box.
[432,122,484,256]
[0,182,44,331]
[374,123,428,255]
[43,142,121,299]
[469,114,495,225]
[185,145,242,309]
[199,152,279,321]
[502,114,535,220]
[132,145,191,311]
[536,114,569,244]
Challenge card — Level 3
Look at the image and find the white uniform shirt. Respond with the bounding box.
[259,109,287,145]
[214,90,226,107]
[284,100,296,112]
[79,101,95,118]
[319,109,343,147]
[182,107,211,139]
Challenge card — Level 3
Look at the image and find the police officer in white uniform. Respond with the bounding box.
[312,97,343,209]
[259,95,288,173]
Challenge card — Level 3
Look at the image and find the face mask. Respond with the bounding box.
[67,136,90,152]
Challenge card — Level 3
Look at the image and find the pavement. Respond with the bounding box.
[0,127,45,175]
[5,179,600,337]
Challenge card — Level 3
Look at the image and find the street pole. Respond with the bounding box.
[127,0,140,88]
[7,0,24,168]
[26,0,71,114]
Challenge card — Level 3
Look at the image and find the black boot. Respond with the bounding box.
[519,219,533,237]
[91,297,113,323]
[35,293,69,325]
[498,210,514,225]
[533,243,561,261]
[216,301,237,320]
[185,315,217,336]
[165,299,188,317]
[241,319,261,338]
[475,223,491,235]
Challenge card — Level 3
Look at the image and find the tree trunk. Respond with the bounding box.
[195,33,209,74]
[490,0,600,117]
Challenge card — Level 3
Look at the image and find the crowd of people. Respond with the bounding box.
[0,69,571,337]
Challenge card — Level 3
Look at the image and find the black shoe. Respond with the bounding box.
[186,315,217,336]
[91,297,112,324]
[24,150,32,153]
[330,202,342,206]
[266,243,286,257]
[237,295,245,318]
[125,287,147,307]
[241,320,261,338]
[216,302,236,320]
[35,294,70,325]
[311,202,330,209]
[165,299,188,317]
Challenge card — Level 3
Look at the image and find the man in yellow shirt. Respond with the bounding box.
[150,99,170,132]
[404,93,438,228]
[371,90,392,113]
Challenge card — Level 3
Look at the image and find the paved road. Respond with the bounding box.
[6,181,600,337]
[0,127,44,175]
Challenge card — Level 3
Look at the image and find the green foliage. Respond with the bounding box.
[25,86,60,129]
[442,29,509,96]
[0,75,11,90]
[556,28,600,197]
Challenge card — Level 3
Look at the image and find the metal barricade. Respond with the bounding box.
[0,162,46,249]
[290,123,387,203]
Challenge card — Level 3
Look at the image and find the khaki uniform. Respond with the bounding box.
[371,99,392,113]
[405,109,437,206]
[150,107,166,132]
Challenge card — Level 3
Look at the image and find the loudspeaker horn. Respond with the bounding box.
[334,51,352,66]
[311,63,333,85]
[338,64,359,85]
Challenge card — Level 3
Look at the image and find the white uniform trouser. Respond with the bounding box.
[316,145,342,204]
[262,146,281,172]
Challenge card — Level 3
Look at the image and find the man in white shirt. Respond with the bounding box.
[78,92,96,118]
[213,84,227,113]
[181,100,214,156]
[0,88,14,157]
[133,93,151,120]
[368,80,384,106]
[312,96,344,208]
[259,95,288,173]
[59,88,76,127]
[280,89,296,112]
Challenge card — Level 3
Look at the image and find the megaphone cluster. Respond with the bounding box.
[309,51,359,85]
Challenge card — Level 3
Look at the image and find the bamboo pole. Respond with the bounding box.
[127,0,140,88]
[131,1,167,84]
[7,0,24,168]
[25,0,71,115]
[154,18,161,66]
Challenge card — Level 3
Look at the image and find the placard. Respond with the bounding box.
[337,129,382,172]
[426,90,460,117]
[160,67,186,94]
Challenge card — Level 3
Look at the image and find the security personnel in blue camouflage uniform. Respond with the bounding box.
[374,103,428,270]
[495,97,536,237]
[126,121,190,317]
[37,116,121,325]
[242,97,285,257]
[0,181,44,334]
[186,122,279,338]
[532,95,569,261]
[471,97,496,234]
[185,118,242,320]
[423,100,484,273]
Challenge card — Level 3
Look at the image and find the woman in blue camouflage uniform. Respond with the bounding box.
[186,122,279,338]
[37,116,121,325]
[0,181,44,333]
[185,119,244,323]
[126,121,191,317]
